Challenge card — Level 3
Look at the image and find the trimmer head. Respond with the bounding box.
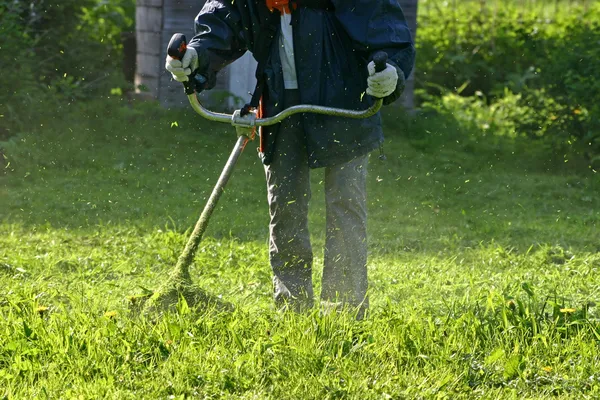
[140,269,233,315]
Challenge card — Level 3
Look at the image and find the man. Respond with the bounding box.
[166,0,415,316]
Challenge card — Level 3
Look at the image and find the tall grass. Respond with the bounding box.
[1,97,599,398]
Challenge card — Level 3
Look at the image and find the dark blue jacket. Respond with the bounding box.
[189,0,415,168]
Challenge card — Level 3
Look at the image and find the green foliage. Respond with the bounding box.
[421,89,530,139]
[0,0,135,137]
[80,0,136,49]
[417,1,600,165]
[0,1,39,137]
[1,99,600,397]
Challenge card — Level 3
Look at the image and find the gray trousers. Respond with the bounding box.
[264,90,369,313]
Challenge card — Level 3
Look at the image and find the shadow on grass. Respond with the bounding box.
[0,100,598,254]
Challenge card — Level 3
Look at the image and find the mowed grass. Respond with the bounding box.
[1,98,599,399]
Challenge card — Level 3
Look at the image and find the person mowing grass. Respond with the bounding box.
[165,0,415,317]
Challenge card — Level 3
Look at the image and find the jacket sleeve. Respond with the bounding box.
[331,0,416,104]
[187,0,248,89]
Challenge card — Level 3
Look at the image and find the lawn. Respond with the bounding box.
[1,98,599,398]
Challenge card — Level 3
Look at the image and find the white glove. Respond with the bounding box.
[366,62,399,98]
[165,47,199,82]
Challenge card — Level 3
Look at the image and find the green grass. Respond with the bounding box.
[1,98,599,398]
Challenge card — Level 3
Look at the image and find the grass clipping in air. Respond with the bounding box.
[143,276,226,316]
[137,213,233,315]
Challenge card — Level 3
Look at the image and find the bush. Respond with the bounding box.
[416,2,600,165]
[0,0,134,137]
[421,89,528,139]
[0,1,39,137]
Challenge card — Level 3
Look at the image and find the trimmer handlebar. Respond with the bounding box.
[167,33,388,127]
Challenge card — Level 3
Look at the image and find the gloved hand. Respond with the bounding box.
[165,47,199,82]
[366,62,399,98]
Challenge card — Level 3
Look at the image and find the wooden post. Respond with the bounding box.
[135,0,164,100]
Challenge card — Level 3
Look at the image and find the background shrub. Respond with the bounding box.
[0,0,134,138]
[416,1,600,165]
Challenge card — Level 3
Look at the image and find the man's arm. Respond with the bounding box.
[332,0,416,104]
[170,0,248,90]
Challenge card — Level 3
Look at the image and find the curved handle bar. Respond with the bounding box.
[168,33,387,126]
[187,94,383,127]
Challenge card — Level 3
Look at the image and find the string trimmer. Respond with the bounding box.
[140,33,388,314]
